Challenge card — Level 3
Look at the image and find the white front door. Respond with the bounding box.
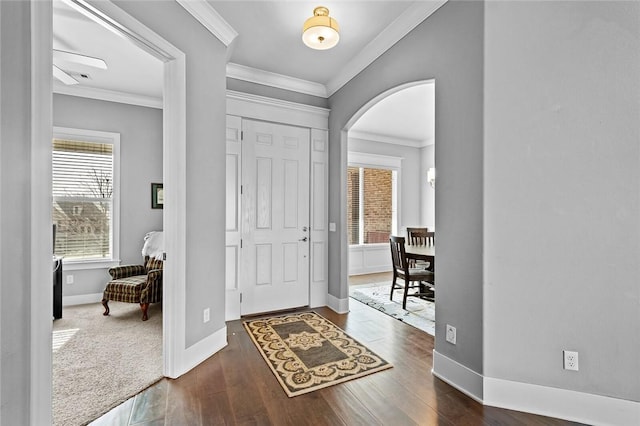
[241,119,310,315]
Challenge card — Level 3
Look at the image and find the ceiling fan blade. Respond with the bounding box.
[52,65,79,85]
[53,49,107,70]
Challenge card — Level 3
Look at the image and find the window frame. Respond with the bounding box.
[53,126,121,270]
[347,151,402,246]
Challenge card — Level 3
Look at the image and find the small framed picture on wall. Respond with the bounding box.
[151,183,163,209]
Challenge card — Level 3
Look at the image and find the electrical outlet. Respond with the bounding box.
[446,324,457,344]
[66,274,74,285]
[203,308,210,323]
[563,350,579,371]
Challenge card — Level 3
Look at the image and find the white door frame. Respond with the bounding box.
[31,0,187,422]
[226,91,330,319]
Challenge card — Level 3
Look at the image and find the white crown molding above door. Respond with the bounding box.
[176,0,238,47]
[226,63,328,98]
[227,90,329,130]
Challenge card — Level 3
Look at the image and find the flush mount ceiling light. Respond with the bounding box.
[302,6,339,50]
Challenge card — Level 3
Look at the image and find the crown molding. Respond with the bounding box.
[53,82,163,109]
[226,63,328,98]
[227,89,329,130]
[227,89,329,117]
[326,0,447,96]
[176,0,238,47]
[349,130,431,148]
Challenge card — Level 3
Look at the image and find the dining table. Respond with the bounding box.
[404,243,435,263]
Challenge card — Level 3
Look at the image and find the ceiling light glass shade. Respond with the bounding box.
[302,6,339,50]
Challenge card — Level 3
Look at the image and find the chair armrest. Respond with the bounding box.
[109,264,146,279]
[147,269,163,282]
[141,269,163,304]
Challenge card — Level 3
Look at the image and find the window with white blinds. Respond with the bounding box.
[52,128,120,262]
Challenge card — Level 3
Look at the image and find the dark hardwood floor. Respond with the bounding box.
[89,300,582,426]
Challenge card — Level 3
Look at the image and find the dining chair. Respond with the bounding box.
[407,227,434,246]
[406,227,434,270]
[389,236,435,309]
[406,227,428,245]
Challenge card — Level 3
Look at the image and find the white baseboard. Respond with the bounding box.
[63,293,103,306]
[172,326,227,379]
[484,377,640,426]
[327,293,349,314]
[348,266,391,276]
[432,350,484,403]
[432,350,640,425]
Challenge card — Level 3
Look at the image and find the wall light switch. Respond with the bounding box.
[329,222,336,232]
[66,275,74,285]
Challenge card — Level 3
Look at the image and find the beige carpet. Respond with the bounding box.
[53,302,163,426]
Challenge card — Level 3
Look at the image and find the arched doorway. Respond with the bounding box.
[341,80,436,315]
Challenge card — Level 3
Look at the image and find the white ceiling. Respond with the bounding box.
[350,82,435,147]
[214,1,413,86]
[53,0,163,101]
[52,0,441,145]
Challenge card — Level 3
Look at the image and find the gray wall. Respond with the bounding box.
[113,0,228,348]
[53,94,163,297]
[484,1,640,401]
[0,1,33,422]
[328,0,485,374]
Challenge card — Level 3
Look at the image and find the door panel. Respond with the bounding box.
[241,119,310,315]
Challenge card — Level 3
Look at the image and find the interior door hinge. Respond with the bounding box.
[240,239,243,249]
[240,293,243,303]
[162,252,166,261]
[240,130,243,141]
[240,185,243,195]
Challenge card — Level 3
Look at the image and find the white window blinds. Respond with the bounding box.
[52,139,114,260]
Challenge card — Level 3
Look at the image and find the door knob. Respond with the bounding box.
[299,237,308,242]
[302,226,308,232]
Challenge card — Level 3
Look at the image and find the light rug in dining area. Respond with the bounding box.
[350,282,435,336]
[53,302,163,426]
[244,311,392,397]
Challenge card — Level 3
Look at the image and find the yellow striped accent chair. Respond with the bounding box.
[102,256,163,321]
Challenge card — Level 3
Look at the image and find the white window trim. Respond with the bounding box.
[347,151,403,246]
[53,126,121,268]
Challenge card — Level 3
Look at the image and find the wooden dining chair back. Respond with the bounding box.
[406,227,428,245]
[407,227,435,246]
[406,227,434,269]
[389,236,435,309]
[424,231,435,246]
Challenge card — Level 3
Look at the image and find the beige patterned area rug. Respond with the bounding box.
[244,311,392,397]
